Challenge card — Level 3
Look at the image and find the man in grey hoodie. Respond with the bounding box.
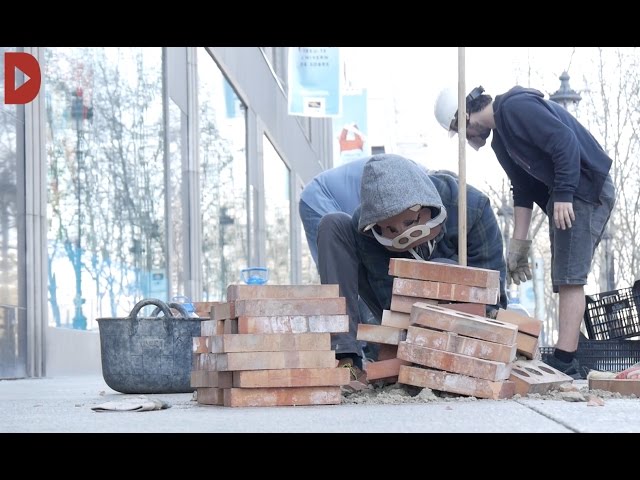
[317,154,507,371]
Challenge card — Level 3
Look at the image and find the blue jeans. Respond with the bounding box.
[299,199,322,267]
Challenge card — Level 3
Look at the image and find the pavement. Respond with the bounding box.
[1,375,640,433]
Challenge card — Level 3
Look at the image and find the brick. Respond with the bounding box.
[196,387,224,405]
[365,358,410,380]
[399,365,515,400]
[509,359,574,395]
[210,350,337,371]
[391,295,437,313]
[496,308,543,337]
[515,332,539,359]
[227,284,340,301]
[439,302,486,317]
[356,324,405,345]
[234,297,346,317]
[209,332,330,353]
[588,378,640,396]
[389,258,500,289]
[406,325,516,364]
[191,370,233,388]
[200,319,225,336]
[381,309,411,329]
[223,318,238,334]
[210,302,235,321]
[410,303,518,345]
[397,341,513,381]
[237,314,349,334]
[233,367,349,388]
[193,336,212,354]
[224,386,342,407]
[193,302,220,318]
[393,277,499,305]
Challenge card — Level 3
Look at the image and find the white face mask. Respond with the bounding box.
[370,206,447,250]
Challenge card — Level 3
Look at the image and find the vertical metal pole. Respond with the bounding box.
[457,47,467,266]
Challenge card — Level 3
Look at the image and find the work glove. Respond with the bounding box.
[507,238,533,285]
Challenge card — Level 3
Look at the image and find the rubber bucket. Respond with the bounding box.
[96,298,201,394]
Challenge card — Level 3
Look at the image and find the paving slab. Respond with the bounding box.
[0,376,572,433]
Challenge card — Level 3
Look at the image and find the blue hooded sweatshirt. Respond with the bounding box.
[491,86,612,210]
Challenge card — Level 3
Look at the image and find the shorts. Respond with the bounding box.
[547,174,615,293]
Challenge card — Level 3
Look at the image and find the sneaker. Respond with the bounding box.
[544,355,589,380]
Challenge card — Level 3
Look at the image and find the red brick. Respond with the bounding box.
[213,350,337,371]
[227,284,340,301]
[390,295,437,313]
[196,387,224,405]
[234,297,346,316]
[377,344,399,361]
[406,325,516,364]
[365,358,410,380]
[237,314,349,334]
[588,378,640,396]
[496,308,543,337]
[399,365,515,400]
[515,332,539,359]
[410,303,518,345]
[200,319,225,336]
[356,324,405,345]
[224,386,342,407]
[381,309,411,329]
[209,332,330,353]
[233,368,349,388]
[389,258,500,289]
[509,359,573,395]
[439,302,486,317]
[191,370,233,388]
[393,277,499,305]
[397,341,513,381]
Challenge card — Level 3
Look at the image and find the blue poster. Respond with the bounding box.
[287,47,341,117]
[332,88,369,166]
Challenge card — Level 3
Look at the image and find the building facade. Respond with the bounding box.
[0,46,331,379]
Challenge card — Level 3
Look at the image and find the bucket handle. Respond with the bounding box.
[128,298,178,336]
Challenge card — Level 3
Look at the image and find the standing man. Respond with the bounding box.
[316,154,508,374]
[434,85,616,378]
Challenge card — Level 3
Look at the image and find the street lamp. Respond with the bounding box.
[549,71,582,116]
[70,87,93,330]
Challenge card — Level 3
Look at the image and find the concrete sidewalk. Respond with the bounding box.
[1,375,639,433]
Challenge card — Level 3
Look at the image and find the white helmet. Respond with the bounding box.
[434,87,458,135]
[434,86,486,136]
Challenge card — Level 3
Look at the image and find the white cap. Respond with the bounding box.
[434,87,459,137]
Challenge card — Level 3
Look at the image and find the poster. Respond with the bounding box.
[287,47,341,118]
[332,88,369,166]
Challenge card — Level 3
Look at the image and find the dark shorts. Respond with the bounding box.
[547,175,615,292]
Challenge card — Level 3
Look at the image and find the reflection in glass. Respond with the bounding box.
[45,47,165,329]
[167,101,184,297]
[0,45,27,377]
[263,136,291,284]
[198,48,248,299]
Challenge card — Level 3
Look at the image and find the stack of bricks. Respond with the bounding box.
[357,258,501,385]
[397,302,519,399]
[191,284,351,407]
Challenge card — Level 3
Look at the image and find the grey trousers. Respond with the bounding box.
[317,212,378,357]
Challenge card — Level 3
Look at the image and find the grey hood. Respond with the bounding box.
[358,154,445,232]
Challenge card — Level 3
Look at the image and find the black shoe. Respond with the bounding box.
[544,355,588,380]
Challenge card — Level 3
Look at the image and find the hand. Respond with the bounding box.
[553,201,575,230]
[507,238,532,285]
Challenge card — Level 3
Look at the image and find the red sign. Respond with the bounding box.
[4,52,41,105]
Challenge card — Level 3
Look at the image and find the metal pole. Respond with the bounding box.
[457,47,467,266]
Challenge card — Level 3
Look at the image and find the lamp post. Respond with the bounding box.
[549,71,582,115]
[70,87,93,330]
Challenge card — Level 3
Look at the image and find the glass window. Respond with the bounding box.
[197,48,248,299]
[0,46,27,377]
[263,136,291,284]
[167,100,185,298]
[45,47,165,329]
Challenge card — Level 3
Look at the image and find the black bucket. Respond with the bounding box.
[96,298,201,394]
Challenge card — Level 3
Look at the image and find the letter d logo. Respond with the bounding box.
[4,52,41,105]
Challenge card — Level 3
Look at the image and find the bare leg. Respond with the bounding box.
[555,284,585,352]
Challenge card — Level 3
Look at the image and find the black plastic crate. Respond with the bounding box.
[583,280,640,340]
[540,339,640,373]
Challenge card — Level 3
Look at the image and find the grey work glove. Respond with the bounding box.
[507,238,533,285]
